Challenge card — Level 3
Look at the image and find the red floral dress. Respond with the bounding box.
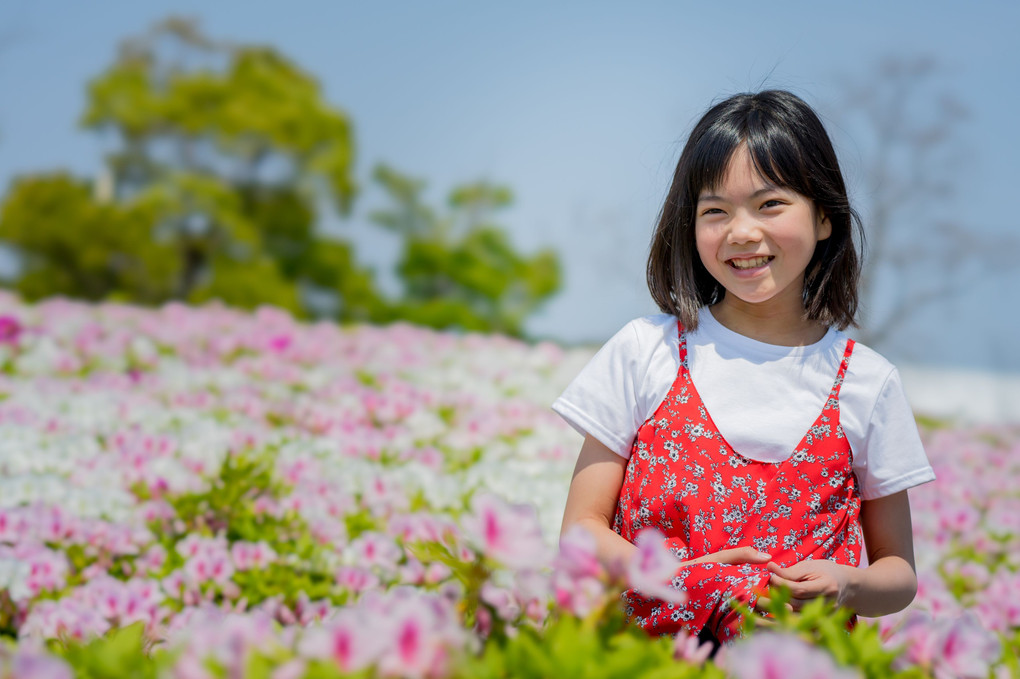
[612,321,863,641]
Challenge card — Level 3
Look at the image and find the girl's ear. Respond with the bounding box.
[816,208,832,241]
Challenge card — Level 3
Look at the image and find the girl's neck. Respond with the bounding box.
[708,298,829,347]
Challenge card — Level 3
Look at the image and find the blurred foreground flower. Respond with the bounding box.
[723,631,860,679]
[629,528,687,604]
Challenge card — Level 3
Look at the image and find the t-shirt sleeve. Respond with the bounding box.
[853,367,936,500]
[551,320,651,459]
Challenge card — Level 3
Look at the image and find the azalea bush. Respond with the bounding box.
[0,292,1015,678]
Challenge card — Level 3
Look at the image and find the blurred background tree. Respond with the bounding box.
[835,57,1019,350]
[0,17,560,337]
[370,165,561,337]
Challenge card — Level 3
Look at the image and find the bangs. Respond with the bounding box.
[686,109,813,200]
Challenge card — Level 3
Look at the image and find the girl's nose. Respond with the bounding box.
[726,214,762,244]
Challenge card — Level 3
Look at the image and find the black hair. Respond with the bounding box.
[647,90,862,330]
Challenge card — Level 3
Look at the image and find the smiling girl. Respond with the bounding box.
[555,90,935,648]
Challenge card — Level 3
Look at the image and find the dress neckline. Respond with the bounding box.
[675,320,854,467]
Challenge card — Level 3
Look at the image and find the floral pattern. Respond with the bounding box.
[613,321,863,641]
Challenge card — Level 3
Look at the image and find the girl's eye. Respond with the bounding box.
[700,207,724,216]
[761,199,784,209]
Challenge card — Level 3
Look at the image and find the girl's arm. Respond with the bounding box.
[562,435,774,574]
[764,490,918,617]
[560,435,636,571]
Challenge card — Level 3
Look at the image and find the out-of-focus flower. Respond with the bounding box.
[0,640,73,679]
[461,493,550,570]
[555,525,604,581]
[0,315,22,344]
[298,609,380,673]
[722,631,860,679]
[888,610,1000,679]
[627,528,686,605]
[230,541,277,571]
[673,629,714,665]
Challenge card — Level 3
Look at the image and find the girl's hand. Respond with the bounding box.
[683,546,773,567]
[758,559,858,612]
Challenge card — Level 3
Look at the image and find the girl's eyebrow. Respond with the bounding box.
[698,185,782,202]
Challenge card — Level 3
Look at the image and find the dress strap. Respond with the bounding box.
[829,338,856,399]
[675,318,689,375]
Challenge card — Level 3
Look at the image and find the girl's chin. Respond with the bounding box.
[717,287,804,310]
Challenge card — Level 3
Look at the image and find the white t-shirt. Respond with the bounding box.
[552,310,935,501]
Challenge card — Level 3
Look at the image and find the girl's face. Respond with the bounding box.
[694,145,831,316]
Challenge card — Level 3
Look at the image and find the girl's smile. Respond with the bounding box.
[727,255,774,274]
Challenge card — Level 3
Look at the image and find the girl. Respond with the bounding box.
[554,90,935,646]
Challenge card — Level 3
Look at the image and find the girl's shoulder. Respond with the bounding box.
[834,332,913,436]
[839,332,900,389]
[623,313,680,336]
[604,313,680,356]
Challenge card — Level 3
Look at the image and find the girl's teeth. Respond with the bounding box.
[731,256,771,269]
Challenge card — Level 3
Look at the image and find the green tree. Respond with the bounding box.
[370,165,561,336]
[0,173,179,303]
[0,17,561,336]
[0,17,376,320]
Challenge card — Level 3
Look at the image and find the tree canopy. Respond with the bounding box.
[0,17,560,337]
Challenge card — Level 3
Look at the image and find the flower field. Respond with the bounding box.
[0,292,1017,678]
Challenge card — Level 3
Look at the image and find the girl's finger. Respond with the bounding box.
[768,573,799,590]
[769,574,817,599]
[766,561,801,579]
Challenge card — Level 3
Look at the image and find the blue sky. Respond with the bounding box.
[0,1,1017,371]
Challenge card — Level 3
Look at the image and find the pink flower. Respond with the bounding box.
[461,493,549,570]
[20,599,112,641]
[723,631,858,679]
[555,525,605,580]
[481,582,520,621]
[292,592,334,626]
[164,609,280,675]
[298,609,380,673]
[552,571,606,617]
[22,545,70,596]
[138,544,168,575]
[888,610,1000,679]
[348,531,403,572]
[673,629,714,665]
[183,552,234,586]
[267,334,292,354]
[335,565,380,594]
[0,315,22,344]
[231,541,277,571]
[627,528,686,604]
[3,643,73,679]
[424,562,451,585]
[375,597,446,679]
[973,569,1020,632]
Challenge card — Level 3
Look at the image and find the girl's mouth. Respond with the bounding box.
[727,256,774,270]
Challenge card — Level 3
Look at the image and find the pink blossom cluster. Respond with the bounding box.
[868,423,1020,676]
[885,610,1001,679]
[0,639,72,679]
[20,576,165,640]
[0,294,1017,676]
[297,589,467,679]
[722,631,861,679]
